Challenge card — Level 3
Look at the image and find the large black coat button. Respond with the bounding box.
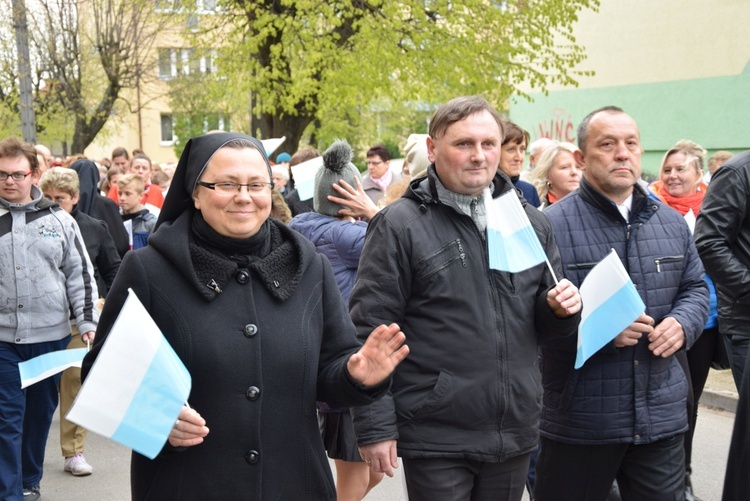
[244,324,258,337]
[246,386,260,401]
[237,270,249,284]
[245,450,259,464]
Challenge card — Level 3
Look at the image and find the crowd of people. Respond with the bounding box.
[0,96,748,501]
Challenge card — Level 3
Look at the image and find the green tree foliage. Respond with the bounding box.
[172,0,597,154]
[0,0,171,153]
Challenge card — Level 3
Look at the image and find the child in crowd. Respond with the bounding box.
[108,153,164,209]
[117,174,157,250]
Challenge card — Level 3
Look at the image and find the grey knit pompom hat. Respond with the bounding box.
[314,139,362,217]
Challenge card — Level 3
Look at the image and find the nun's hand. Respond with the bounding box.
[347,323,409,387]
[169,406,210,448]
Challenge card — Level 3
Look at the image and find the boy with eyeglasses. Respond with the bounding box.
[0,137,99,501]
[117,174,157,250]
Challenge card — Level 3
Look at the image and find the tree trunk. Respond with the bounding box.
[258,111,314,155]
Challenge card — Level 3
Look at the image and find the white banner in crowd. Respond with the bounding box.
[67,289,191,460]
[261,136,286,157]
[291,155,324,201]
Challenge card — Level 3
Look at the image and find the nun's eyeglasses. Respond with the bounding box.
[197,181,273,195]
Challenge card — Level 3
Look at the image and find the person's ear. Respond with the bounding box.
[426,137,436,163]
[574,149,585,171]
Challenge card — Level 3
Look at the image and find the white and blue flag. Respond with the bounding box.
[575,249,646,369]
[19,348,87,389]
[67,289,191,459]
[485,189,548,272]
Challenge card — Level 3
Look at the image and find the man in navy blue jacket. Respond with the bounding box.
[536,107,709,501]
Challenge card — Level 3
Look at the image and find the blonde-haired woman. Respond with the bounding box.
[530,141,580,208]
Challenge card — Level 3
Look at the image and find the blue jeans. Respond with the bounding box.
[0,337,70,500]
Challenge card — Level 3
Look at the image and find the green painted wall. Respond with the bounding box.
[510,71,750,177]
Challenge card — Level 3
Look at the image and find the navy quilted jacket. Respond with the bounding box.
[541,177,709,445]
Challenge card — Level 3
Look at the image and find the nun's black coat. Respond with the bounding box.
[82,133,386,500]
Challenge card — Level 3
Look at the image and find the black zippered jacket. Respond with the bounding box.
[350,166,579,461]
[695,150,750,338]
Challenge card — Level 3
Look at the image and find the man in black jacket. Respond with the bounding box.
[695,150,750,390]
[694,149,750,500]
[349,96,582,501]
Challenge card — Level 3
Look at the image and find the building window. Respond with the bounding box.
[158,48,218,79]
[161,114,175,143]
[186,13,199,31]
[156,0,216,14]
[158,48,173,80]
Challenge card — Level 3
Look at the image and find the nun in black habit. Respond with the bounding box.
[82,132,408,500]
[70,159,130,257]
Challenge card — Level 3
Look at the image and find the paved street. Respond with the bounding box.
[41,405,735,500]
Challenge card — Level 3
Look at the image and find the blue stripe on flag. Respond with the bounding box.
[19,348,88,386]
[487,225,547,272]
[110,337,191,459]
[575,282,645,369]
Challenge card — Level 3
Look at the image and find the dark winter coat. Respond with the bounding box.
[82,211,387,500]
[86,131,389,499]
[511,175,541,208]
[71,205,121,297]
[288,212,366,306]
[542,177,709,444]
[349,166,580,462]
[695,150,750,338]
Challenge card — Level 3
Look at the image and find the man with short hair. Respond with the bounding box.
[350,96,582,501]
[0,137,99,500]
[528,137,555,171]
[362,144,402,204]
[535,107,709,501]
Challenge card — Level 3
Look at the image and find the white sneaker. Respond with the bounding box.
[64,452,93,476]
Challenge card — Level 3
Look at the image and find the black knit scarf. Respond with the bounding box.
[189,211,303,302]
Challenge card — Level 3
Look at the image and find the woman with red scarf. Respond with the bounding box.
[649,140,718,501]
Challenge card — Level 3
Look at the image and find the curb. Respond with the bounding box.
[701,389,738,413]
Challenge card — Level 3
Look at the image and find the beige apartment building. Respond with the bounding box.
[84,0,223,166]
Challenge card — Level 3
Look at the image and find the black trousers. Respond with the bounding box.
[534,435,685,501]
[723,344,750,500]
[684,327,717,473]
[402,452,531,501]
[728,335,750,391]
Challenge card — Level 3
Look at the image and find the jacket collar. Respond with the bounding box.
[578,176,652,222]
[0,185,55,211]
[151,212,309,303]
[404,164,518,207]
